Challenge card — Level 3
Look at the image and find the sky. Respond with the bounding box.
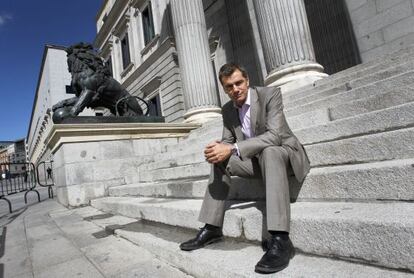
[0,0,103,141]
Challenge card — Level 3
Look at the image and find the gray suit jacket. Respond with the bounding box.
[221,86,310,182]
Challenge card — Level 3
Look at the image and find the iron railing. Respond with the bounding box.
[35,161,54,198]
[0,163,40,213]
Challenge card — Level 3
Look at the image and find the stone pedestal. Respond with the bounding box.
[47,122,199,207]
[170,0,221,123]
[253,0,327,92]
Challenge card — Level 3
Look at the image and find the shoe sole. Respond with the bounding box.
[180,236,224,251]
[254,248,295,274]
[254,263,289,274]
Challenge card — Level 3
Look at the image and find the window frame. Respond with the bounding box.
[141,1,155,46]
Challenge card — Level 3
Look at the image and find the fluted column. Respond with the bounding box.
[170,0,221,123]
[253,0,327,90]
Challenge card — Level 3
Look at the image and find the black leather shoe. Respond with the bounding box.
[180,225,223,251]
[255,235,295,274]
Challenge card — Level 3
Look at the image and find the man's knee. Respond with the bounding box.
[260,146,288,163]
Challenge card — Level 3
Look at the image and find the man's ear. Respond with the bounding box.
[246,78,250,87]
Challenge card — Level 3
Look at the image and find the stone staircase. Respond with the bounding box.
[89,45,414,277]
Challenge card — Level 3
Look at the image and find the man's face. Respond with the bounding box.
[221,69,249,107]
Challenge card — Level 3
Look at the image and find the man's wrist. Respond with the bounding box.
[231,143,240,156]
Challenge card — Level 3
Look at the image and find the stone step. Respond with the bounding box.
[113,219,411,278]
[143,98,414,166]
[140,127,414,175]
[306,127,414,167]
[285,70,414,117]
[76,206,411,278]
[287,87,414,130]
[91,197,414,271]
[163,87,414,156]
[143,101,414,169]
[285,57,414,106]
[285,44,414,101]
[139,161,209,182]
[295,101,414,144]
[113,158,414,202]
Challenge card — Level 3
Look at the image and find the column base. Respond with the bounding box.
[184,107,222,124]
[265,63,328,94]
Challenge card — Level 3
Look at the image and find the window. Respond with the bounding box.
[121,33,131,69]
[142,2,155,45]
[66,85,75,94]
[105,56,113,77]
[148,95,162,117]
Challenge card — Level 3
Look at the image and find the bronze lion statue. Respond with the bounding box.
[52,42,144,123]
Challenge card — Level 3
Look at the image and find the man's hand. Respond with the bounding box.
[204,140,233,164]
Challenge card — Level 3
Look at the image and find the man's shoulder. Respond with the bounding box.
[253,86,281,102]
[254,86,281,95]
[222,100,234,112]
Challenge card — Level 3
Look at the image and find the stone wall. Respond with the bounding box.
[53,137,179,207]
[346,0,414,62]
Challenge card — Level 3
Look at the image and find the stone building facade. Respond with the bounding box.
[94,0,414,123]
[0,139,26,177]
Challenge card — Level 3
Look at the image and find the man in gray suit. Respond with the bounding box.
[180,63,310,274]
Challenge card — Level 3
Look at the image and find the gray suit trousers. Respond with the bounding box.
[198,146,291,232]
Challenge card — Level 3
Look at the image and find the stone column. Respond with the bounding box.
[170,0,221,123]
[253,0,327,91]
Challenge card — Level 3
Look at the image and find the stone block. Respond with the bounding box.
[361,32,414,62]
[56,186,69,207]
[305,128,414,166]
[91,197,414,270]
[99,140,134,160]
[65,162,95,186]
[286,108,330,130]
[345,0,369,12]
[355,1,412,37]
[62,141,101,164]
[376,0,408,12]
[357,30,385,52]
[328,87,414,121]
[115,222,413,278]
[286,70,414,117]
[383,15,414,42]
[296,100,414,144]
[348,0,376,24]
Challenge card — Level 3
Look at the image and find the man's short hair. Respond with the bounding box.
[218,63,249,84]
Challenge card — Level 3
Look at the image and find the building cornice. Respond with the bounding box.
[94,0,129,48]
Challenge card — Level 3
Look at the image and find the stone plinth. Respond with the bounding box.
[47,123,199,207]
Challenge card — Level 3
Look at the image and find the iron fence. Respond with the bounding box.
[36,161,54,198]
[0,163,40,213]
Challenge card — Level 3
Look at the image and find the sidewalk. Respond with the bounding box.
[0,196,192,278]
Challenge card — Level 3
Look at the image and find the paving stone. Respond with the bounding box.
[34,257,104,278]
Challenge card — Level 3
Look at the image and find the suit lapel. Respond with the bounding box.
[250,88,259,135]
